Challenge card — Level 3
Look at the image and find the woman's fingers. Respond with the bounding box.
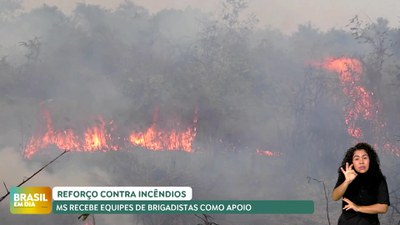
[343,163,356,172]
[341,163,357,182]
[343,205,351,210]
[342,198,358,211]
[343,198,351,210]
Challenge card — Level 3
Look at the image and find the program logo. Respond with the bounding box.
[10,186,52,214]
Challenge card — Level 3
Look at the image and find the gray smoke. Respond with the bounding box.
[1,0,400,224]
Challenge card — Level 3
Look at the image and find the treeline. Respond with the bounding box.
[0,0,399,176]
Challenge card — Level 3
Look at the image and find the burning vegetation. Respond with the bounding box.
[24,107,198,158]
[316,57,400,156]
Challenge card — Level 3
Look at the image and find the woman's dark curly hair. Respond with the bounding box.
[338,142,384,180]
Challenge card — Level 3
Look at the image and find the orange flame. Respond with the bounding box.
[317,57,380,139]
[320,57,362,84]
[83,117,119,152]
[24,108,197,158]
[315,57,400,156]
[24,110,119,158]
[256,149,281,157]
[129,124,196,152]
[129,109,197,152]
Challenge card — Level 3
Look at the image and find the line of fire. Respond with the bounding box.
[24,106,281,159]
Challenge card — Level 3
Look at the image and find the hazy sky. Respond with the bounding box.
[21,0,400,33]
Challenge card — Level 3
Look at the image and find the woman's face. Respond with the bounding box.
[352,149,370,173]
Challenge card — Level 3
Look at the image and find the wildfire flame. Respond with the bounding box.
[256,149,281,157]
[23,106,284,158]
[129,109,197,152]
[315,57,400,156]
[129,124,195,152]
[24,109,119,158]
[317,57,381,139]
[24,108,197,158]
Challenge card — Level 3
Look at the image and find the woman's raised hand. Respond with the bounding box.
[340,162,357,184]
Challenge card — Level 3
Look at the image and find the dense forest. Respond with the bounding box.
[0,0,400,224]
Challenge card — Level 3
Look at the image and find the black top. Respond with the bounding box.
[334,172,390,225]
